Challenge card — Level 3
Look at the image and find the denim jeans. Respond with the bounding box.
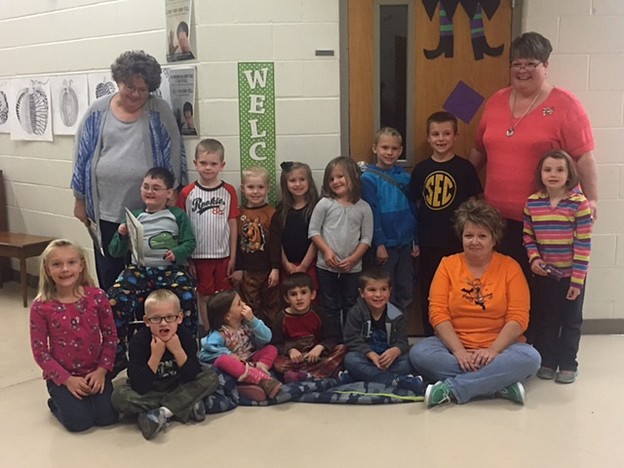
[317,268,360,333]
[344,351,414,385]
[530,275,584,371]
[47,378,118,432]
[409,337,540,404]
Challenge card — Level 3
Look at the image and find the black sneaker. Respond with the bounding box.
[395,374,424,395]
[137,408,167,440]
[189,400,206,422]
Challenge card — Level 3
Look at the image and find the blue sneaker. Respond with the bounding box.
[424,381,453,408]
[336,370,351,385]
[137,408,168,440]
[395,374,424,395]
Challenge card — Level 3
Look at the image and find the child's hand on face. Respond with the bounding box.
[150,335,167,357]
[165,333,183,354]
[240,303,255,322]
[118,224,128,237]
[84,367,107,394]
[566,286,581,301]
[304,345,324,363]
[63,375,91,400]
[163,250,176,263]
[289,348,304,363]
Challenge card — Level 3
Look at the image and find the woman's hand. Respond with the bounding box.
[470,348,499,369]
[73,199,89,226]
[117,223,128,237]
[453,348,478,372]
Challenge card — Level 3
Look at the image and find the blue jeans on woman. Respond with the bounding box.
[409,337,540,404]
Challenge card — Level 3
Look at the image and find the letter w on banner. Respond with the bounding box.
[238,62,276,204]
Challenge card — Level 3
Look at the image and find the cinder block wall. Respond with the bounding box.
[0,0,622,324]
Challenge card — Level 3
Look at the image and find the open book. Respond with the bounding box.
[125,208,145,266]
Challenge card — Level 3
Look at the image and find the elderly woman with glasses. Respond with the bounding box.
[410,199,540,408]
[468,32,597,287]
[71,50,187,292]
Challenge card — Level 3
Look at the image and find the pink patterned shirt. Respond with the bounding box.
[30,287,117,385]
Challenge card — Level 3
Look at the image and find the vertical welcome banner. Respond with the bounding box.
[238,62,277,204]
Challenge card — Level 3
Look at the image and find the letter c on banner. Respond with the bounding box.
[249,142,267,160]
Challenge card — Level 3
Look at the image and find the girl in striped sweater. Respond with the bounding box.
[523,150,592,384]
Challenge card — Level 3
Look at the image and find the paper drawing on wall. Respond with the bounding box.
[422,0,503,60]
[0,80,9,133]
[51,74,89,135]
[87,72,118,105]
[10,78,53,141]
[0,91,8,125]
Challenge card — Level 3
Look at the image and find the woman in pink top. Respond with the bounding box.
[469,32,598,282]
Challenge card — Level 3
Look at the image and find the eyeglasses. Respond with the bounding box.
[141,184,168,193]
[124,82,150,96]
[510,61,542,71]
[145,314,180,324]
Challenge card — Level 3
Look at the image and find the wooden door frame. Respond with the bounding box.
[339,0,524,165]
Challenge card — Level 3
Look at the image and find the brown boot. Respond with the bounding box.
[239,365,282,399]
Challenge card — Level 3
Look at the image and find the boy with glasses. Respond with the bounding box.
[112,290,218,440]
[107,167,198,375]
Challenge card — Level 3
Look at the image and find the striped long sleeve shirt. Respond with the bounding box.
[523,189,592,289]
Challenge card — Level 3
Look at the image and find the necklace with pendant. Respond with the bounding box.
[506,90,541,137]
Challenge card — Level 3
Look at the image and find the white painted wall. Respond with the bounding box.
[0,0,622,322]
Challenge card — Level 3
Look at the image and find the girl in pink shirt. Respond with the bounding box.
[30,239,118,432]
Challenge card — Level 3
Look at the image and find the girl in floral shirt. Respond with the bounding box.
[30,239,118,432]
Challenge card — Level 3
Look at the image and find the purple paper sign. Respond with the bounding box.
[443,81,485,124]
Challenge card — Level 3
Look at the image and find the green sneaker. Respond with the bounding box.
[424,381,453,408]
[497,382,525,405]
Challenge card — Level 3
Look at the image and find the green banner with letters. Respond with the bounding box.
[238,62,276,203]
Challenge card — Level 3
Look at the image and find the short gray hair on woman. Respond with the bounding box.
[111,50,162,92]
[453,199,506,246]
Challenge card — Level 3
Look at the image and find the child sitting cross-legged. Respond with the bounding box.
[343,267,423,394]
[199,290,283,401]
[111,289,219,440]
[272,273,347,383]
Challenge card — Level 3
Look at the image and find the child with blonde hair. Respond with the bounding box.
[30,239,118,432]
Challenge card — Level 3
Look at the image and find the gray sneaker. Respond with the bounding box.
[537,366,556,380]
[189,400,206,422]
[137,408,168,440]
[555,370,578,384]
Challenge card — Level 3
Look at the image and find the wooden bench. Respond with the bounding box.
[0,233,55,307]
[0,170,55,307]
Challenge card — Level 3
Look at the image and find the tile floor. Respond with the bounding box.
[1,281,623,468]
